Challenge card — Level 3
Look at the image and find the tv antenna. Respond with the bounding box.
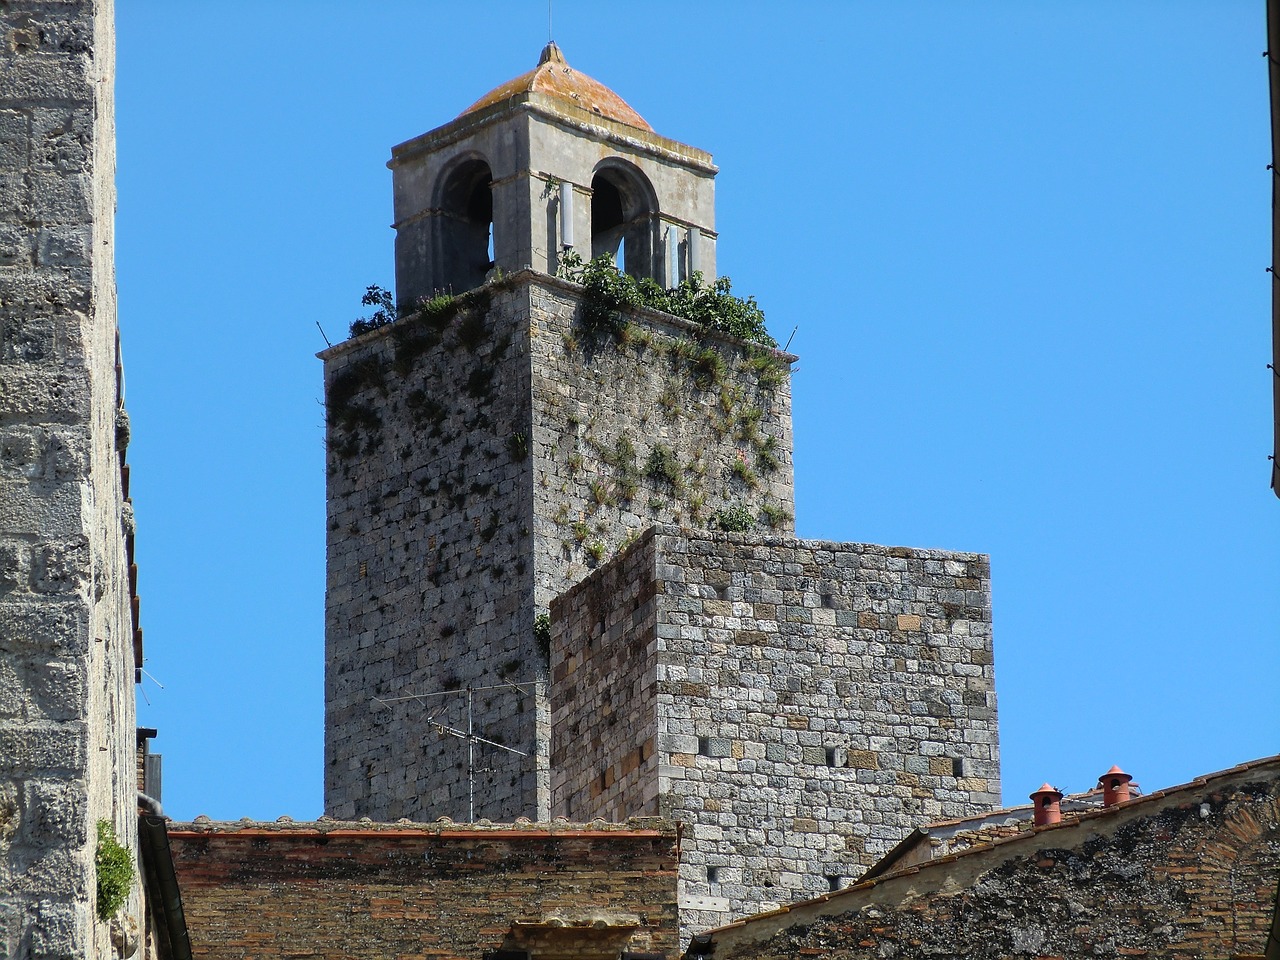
[374,679,535,821]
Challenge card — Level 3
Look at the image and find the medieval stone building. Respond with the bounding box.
[5,8,1276,958]
[320,42,1001,931]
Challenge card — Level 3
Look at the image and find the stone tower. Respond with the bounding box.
[322,44,795,822]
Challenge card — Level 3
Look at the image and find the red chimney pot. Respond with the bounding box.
[1099,765,1133,806]
[1030,783,1063,826]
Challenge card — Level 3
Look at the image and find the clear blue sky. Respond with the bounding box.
[116,2,1278,821]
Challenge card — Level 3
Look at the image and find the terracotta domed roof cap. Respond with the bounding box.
[459,42,653,132]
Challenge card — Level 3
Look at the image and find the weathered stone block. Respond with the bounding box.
[846,750,879,770]
[0,306,54,364]
[0,481,81,537]
[799,745,828,766]
[31,538,88,594]
[0,110,29,170]
[0,222,27,266]
[0,720,86,773]
[0,598,89,654]
[35,224,89,267]
[0,53,92,106]
[0,367,89,418]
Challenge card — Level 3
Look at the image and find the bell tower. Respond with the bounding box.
[389,42,717,303]
[322,45,794,823]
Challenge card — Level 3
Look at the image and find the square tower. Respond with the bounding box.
[322,46,795,822]
[549,528,1000,931]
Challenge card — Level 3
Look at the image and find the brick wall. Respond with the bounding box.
[701,759,1280,960]
[551,528,1000,936]
[322,273,793,823]
[169,818,681,960]
[0,1,143,956]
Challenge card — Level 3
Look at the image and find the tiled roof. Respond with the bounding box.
[459,42,653,131]
[172,814,671,838]
[703,753,1280,939]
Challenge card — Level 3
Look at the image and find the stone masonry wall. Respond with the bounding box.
[527,277,794,612]
[323,282,538,822]
[0,1,143,956]
[323,273,793,823]
[702,761,1280,960]
[550,528,661,821]
[551,528,1000,938]
[168,818,681,960]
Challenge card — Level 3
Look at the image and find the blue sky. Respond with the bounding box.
[116,2,1277,821]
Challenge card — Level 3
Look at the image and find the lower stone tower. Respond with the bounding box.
[550,528,999,930]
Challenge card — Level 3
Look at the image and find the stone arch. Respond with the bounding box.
[433,155,494,294]
[590,159,657,280]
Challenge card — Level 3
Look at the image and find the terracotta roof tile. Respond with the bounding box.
[460,42,652,131]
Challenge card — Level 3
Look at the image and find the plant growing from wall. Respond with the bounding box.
[730,457,758,489]
[651,273,774,347]
[690,345,727,391]
[457,310,488,351]
[760,502,792,529]
[540,174,563,201]
[746,348,789,389]
[688,491,707,522]
[588,478,614,507]
[534,612,552,662]
[754,433,779,472]
[645,444,683,492]
[556,251,641,337]
[507,431,529,461]
[349,284,398,337]
[95,820,133,922]
[556,252,776,348]
[712,502,755,533]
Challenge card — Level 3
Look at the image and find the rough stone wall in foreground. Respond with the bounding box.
[322,274,793,823]
[0,1,142,956]
[551,529,1000,936]
[168,819,681,960]
[706,768,1280,960]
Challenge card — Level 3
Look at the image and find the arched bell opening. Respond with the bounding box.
[434,157,494,294]
[590,161,657,281]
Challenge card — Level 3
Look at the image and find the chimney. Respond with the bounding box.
[1099,765,1132,806]
[1030,783,1063,826]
